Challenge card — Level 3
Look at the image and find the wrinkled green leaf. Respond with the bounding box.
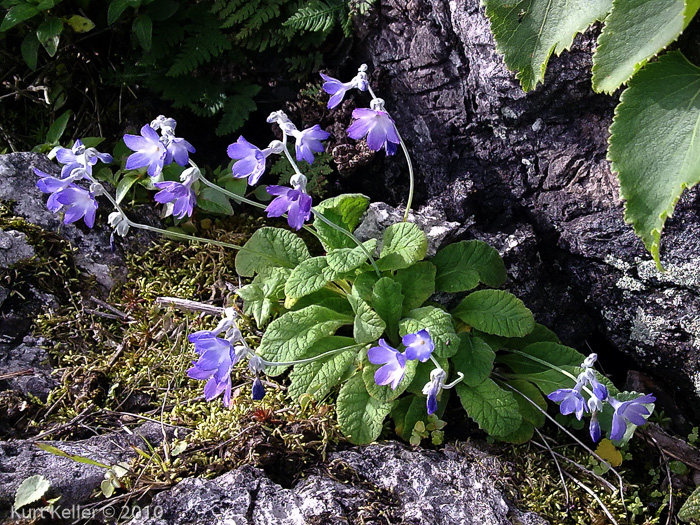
[336,372,392,445]
[456,378,522,438]
[348,288,386,344]
[451,333,495,386]
[235,227,310,277]
[257,305,352,375]
[326,239,377,273]
[285,256,338,300]
[483,0,612,91]
[592,0,700,94]
[432,240,506,292]
[393,262,436,314]
[376,222,428,271]
[679,485,700,521]
[452,289,535,338]
[609,51,700,267]
[237,267,290,326]
[372,277,403,342]
[313,194,370,250]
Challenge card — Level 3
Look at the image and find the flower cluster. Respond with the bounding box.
[321,65,401,156]
[124,115,195,178]
[368,329,458,415]
[35,139,113,228]
[548,354,655,442]
[186,308,267,406]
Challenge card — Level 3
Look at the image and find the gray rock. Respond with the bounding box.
[0,422,175,516]
[0,341,57,401]
[355,202,466,257]
[351,0,700,414]
[126,442,547,525]
[0,230,34,268]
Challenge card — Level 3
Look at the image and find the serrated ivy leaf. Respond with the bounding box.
[1,5,39,32]
[451,333,495,386]
[285,256,338,300]
[372,277,403,341]
[115,174,140,204]
[36,16,62,57]
[237,267,290,326]
[432,240,507,292]
[609,51,700,267]
[497,341,586,375]
[678,483,700,522]
[14,475,50,510]
[336,373,392,445]
[21,32,40,70]
[399,306,458,358]
[288,336,359,401]
[257,305,353,376]
[592,0,700,94]
[313,194,370,250]
[456,378,522,438]
[376,222,428,271]
[362,354,417,403]
[132,13,152,51]
[348,288,386,344]
[452,289,535,338]
[235,227,310,277]
[393,262,436,314]
[326,238,378,273]
[483,0,612,91]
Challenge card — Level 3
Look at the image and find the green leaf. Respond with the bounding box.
[13,475,50,510]
[1,5,39,32]
[451,333,495,386]
[376,222,428,271]
[501,378,547,427]
[452,289,535,337]
[45,110,71,144]
[483,0,612,91]
[146,0,179,21]
[108,0,131,24]
[455,379,522,438]
[498,420,536,444]
[609,51,700,267]
[352,271,380,302]
[115,174,140,204]
[679,485,700,522]
[36,16,62,57]
[288,336,359,401]
[237,267,290,327]
[348,287,386,345]
[326,238,378,273]
[35,443,110,468]
[313,194,370,250]
[477,323,560,351]
[371,277,403,341]
[592,0,700,94]
[132,13,152,51]
[497,342,586,375]
[285,256,338,300]
[235,227,310,277]
[431,240,507,292]
[197,186,233,215]
[21,32,40,70]
[362,353,417,403]
[392,262,436,314]
[64,14,95,33]
[336,372,392,445]
[257,305,352,375]
[399,306,458,358]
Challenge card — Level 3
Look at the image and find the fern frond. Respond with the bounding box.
[167,19,232,76]
[284,0,347,33]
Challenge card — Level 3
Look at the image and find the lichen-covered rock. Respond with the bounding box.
[126,442,547,525]
[0,338,57,402]
[352,0,700,416]
[0,230,34,269]
[0,422,175,517]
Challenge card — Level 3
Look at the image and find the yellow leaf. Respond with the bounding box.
[595,438,623,467]
[64,15,95,33]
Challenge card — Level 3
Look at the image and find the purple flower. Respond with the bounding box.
[124,125,168,177]
[252,377,265,400]
[154,181,196,219]
[292,125,330,164]
[608,394,656,441]
[402,329,434,362]
[367,339,407,390]
[164,137,195,167]
[54,186,98,227]
[36,170,71,210]
[548,384,587,420]
[55,139,113,178]
[320,71,368,109]
[347,108,400,155]
[265,180,312,231]
[422,368,446,415]
[187,332,237,407]
[589,412,602,442]
[227,136,275,185]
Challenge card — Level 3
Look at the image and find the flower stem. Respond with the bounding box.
[395,128,415,222]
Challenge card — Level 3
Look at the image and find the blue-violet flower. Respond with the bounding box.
[608,394,656,441]
[367,339,407,390]
[422,367,446,415]
[124,125,168,177]
[266,174,312,231]
[347,104,400,156]
[548,381,587,420]
[153,166,199,219]
[402,329,434,362]
[320,66,369,109]
[291,125,330,164]
[226,137,281,185]
[187,332,237,407]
